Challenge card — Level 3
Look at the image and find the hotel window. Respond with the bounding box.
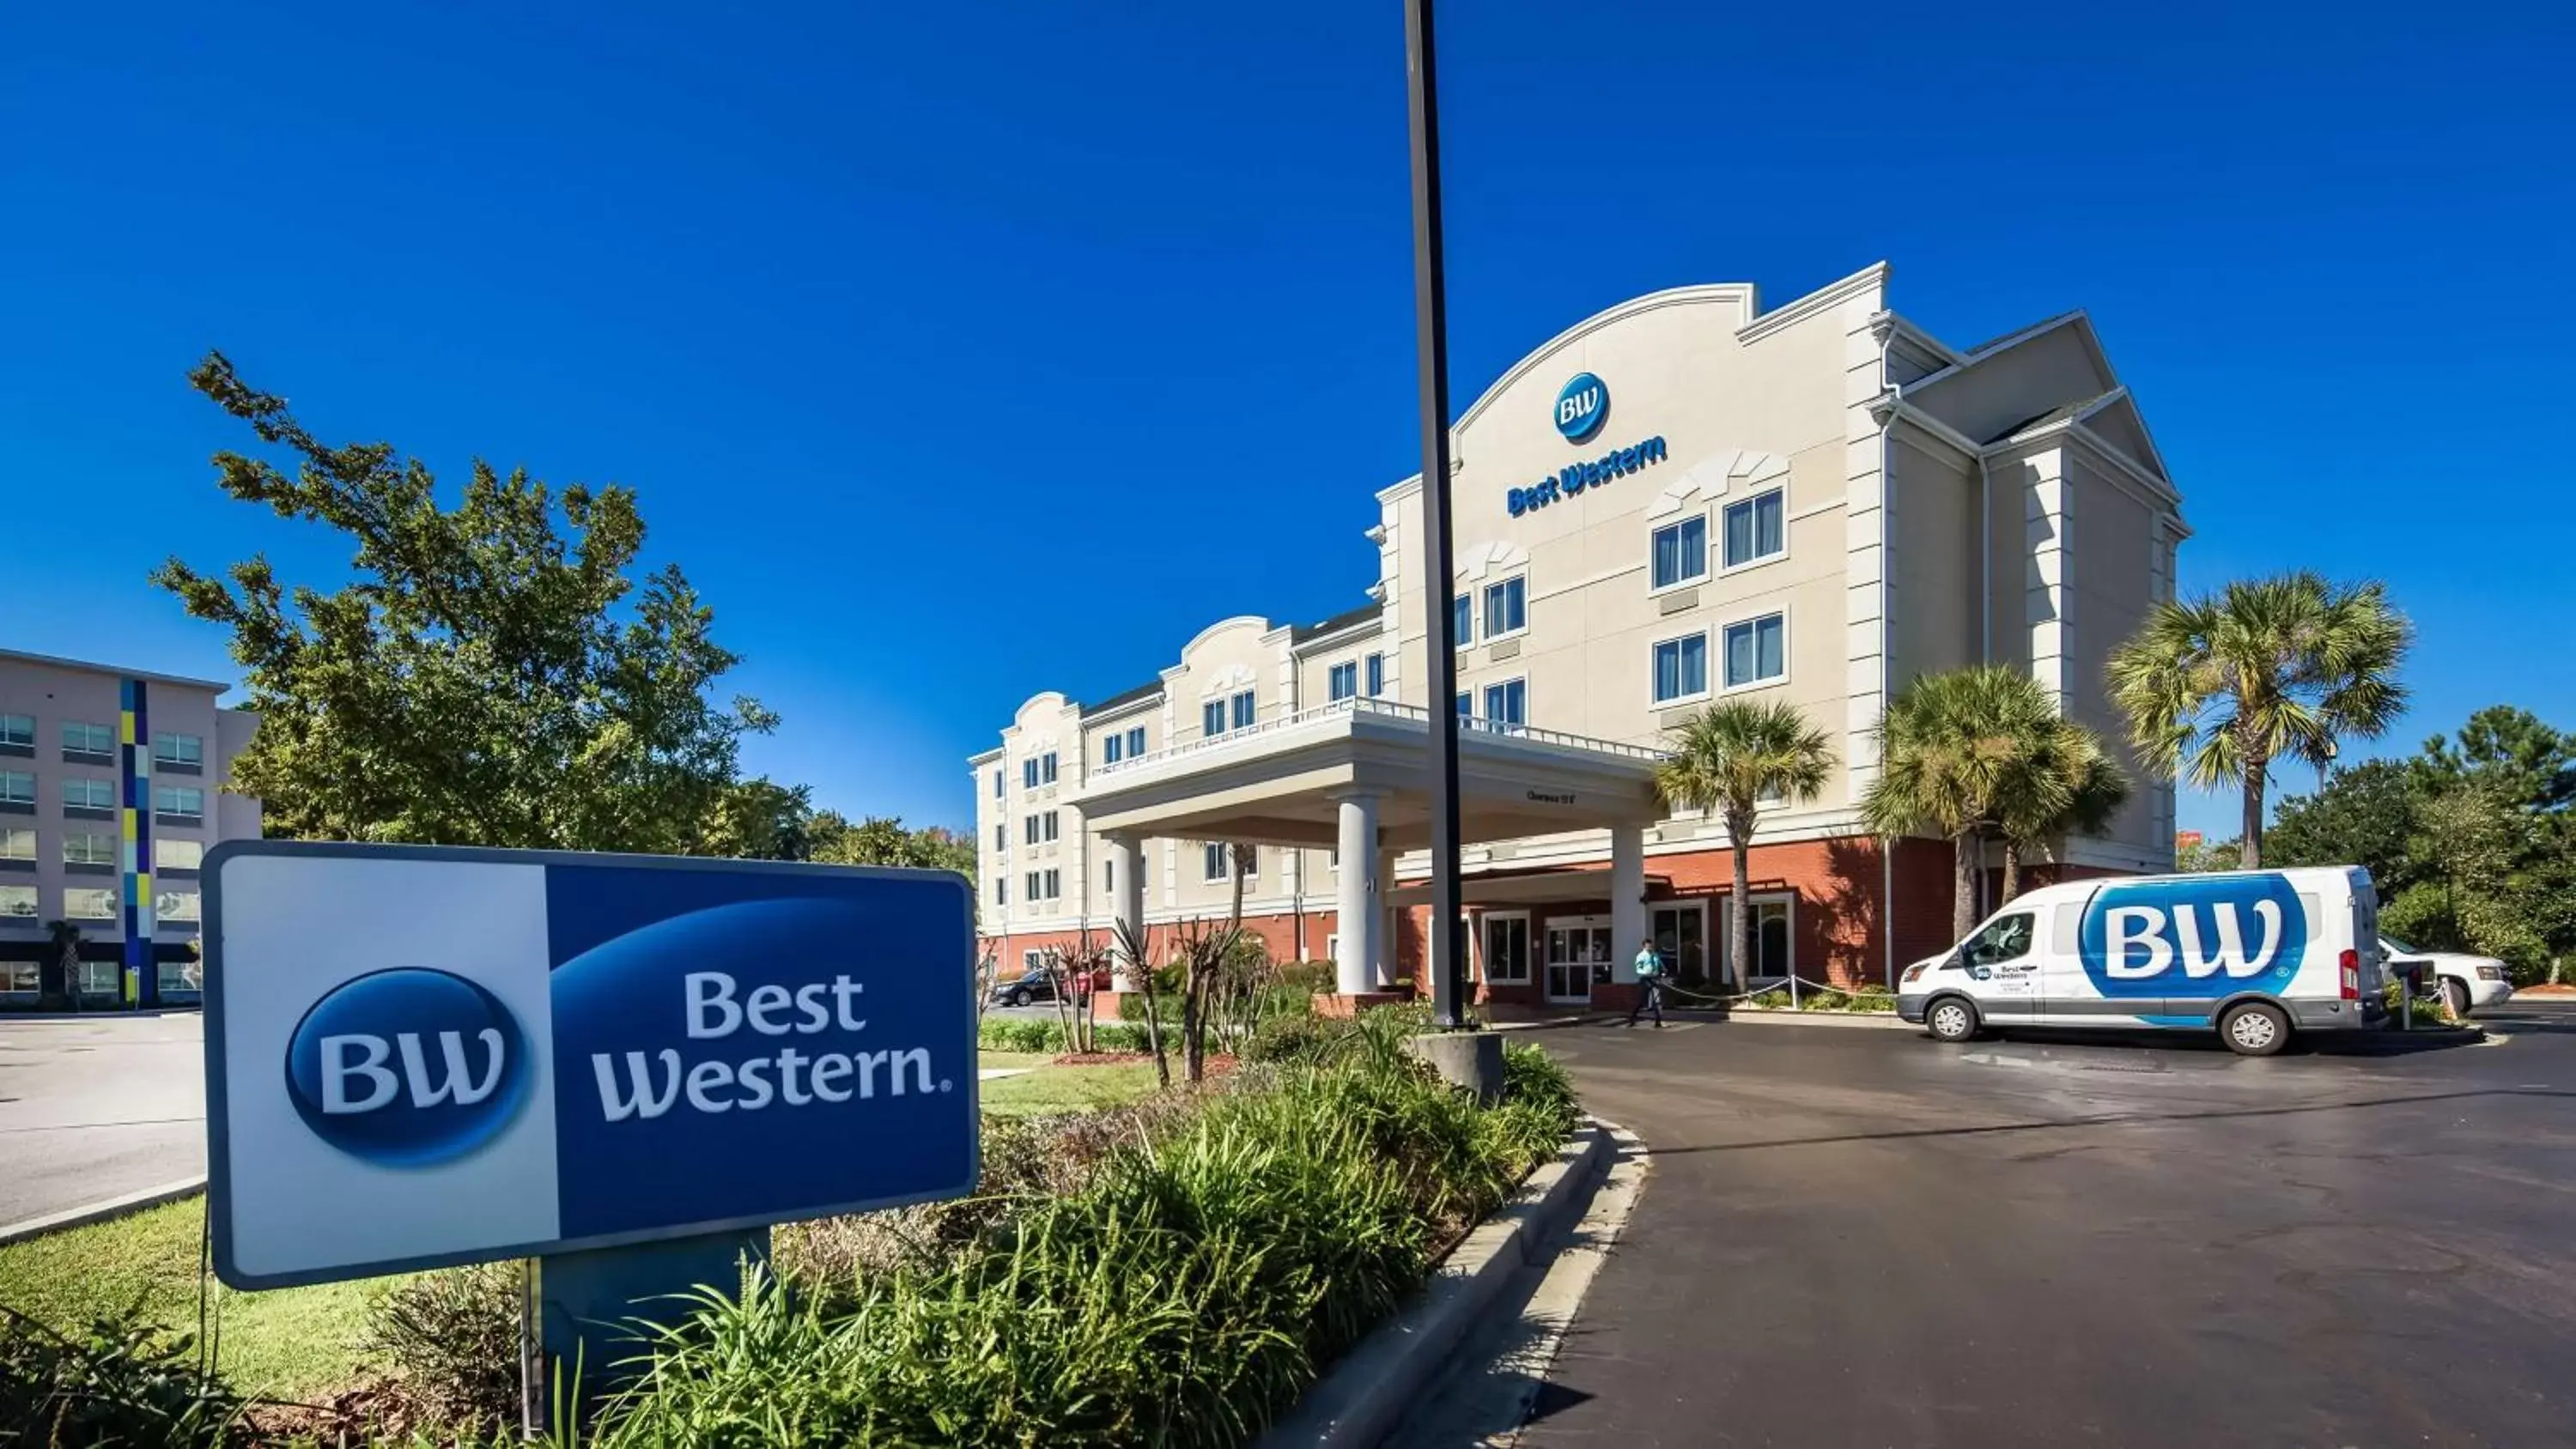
[1103,733,1123,765]
[1024,815,1041,846]
[1039,752,1058,785]
[156,838,202,872]
[1203,841,1255,881]
[1455,691,1472,720]
[0,771,32,805]
[0,828,33,861]
[64,832,115,867]
[1652,634,1709,705]
[1042,810,1060,843]
[1043,869,1060,900]
[2,961,32,992]
[1103,858,1116,893]
[1230,690,1255,731]
[65,779,116,811]
[993,769,1004,798]
[152,733,203,767]
[1024,870,1042,900]
[1483,577,1527,639]
[0,714,32,749]
[1452,594,1473,647]
[993,823,1007,852]
[996,877,1008,906]
[1722,613,1787,688]
[63,721,113,757]
[1023,759,1039,790]
[160,957,202,996]
[65,887,117,920]
[1723,895,1795,980]
[1328,661,1358,702]
[156,889,201,923]
[1483,679,1527,731]
[0,884,35,919]
[1125,725,1145,758]
[1651,514,1708,590]
[1364,652,1385,697]
[1722,488,1786,569]
[1202,699,1227,737]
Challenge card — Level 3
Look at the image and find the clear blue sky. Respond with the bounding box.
[4,2,2567,839]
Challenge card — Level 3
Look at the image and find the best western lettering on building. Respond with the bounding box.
[970,264,2188,1009]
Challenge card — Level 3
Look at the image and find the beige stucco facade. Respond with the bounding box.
[971,263,2187,989]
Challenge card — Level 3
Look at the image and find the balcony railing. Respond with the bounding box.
[1090,696,1663,782]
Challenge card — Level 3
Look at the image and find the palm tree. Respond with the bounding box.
[1860,666,2061,940]
[2106,573,2409,868]
[1654,700,1835,989]
[1994,720,2131,902]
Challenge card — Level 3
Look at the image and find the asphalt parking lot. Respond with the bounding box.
[1520,1001,2576,1448]
[0,1013,206,1228]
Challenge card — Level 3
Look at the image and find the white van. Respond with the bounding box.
[1895,866,2387,1056]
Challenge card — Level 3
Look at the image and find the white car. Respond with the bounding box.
[2380,936,2514,1016]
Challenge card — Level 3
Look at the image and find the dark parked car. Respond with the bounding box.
[988,969,1096,1008]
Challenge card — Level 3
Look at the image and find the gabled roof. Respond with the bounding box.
[1290,601,1382,646]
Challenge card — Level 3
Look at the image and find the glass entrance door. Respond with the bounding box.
[1545,919,1612,1003]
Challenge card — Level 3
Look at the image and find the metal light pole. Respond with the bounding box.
[1404,0,1467,1028]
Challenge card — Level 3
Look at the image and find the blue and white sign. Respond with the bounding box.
[204,842,979,1289]
[2076,874,2311,1001]
[1553,373,1608,442]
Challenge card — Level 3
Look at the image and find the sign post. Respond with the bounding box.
[201,842,980,1415]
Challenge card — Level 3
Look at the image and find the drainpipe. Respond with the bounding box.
[1877,317,1901,990]
[1978,453,1993,666]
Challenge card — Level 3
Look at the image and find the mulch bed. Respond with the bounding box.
[1050,1052,1239,1073]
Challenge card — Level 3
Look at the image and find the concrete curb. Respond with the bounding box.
[1722,1008,1914,1030]
[1256,1121,1612,1449]
[0,1176,206,1248]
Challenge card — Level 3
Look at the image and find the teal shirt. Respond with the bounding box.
[1633,947,1663,979]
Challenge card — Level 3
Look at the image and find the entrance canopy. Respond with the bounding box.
[1071,698,1663,849]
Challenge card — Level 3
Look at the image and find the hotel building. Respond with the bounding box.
[0,649,263,1007]
[969,263,2185,1008]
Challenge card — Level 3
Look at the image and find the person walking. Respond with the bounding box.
[1625,937,1668,1028]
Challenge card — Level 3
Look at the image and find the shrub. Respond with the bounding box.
[1746,988,1791,1009]
[1499,1041,1578,1128]
[360,1261,523,1434]
[1845,984,1899,1013]
[576,1044,1577,1448]
[1800,987,1850,1011]
[1276,960,1335,996]
[977,1017,1053,1053]
[0,1307,242,1447]
[1243,1012,1342,1064]
[1115,991,1178,1023]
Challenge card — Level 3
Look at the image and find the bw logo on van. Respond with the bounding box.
[284,967,530,1167]
[2077,875,2310,999]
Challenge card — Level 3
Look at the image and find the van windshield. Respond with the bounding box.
[2382,935,2419,955]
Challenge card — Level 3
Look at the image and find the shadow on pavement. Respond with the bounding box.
[1645,1084,2576,1158]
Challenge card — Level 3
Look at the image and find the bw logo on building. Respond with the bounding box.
[1554,373,1607,442]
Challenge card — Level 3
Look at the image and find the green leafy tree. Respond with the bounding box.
[1654,700,1835,987]
[155,353,775,853]
[1860,666,2060,941]
[696,778,818,860]
[2263,759,2422,893]
[2413,706,2576,811]
[2106,572,2411,869]
[1994,721,2130,902]
[2174,835,2244,873]
[810,812,976,876]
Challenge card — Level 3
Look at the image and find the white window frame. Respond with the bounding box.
[1481,575,1528,642]
[1202,700,1227,737]
[1125,725,1145,758]
[1482,910,1533,984]
[1042,810,1060,843]
[1024,815,1041,846]
[151,732,204,767]
[993,769,1005,798]
[64,886,118,921]
[1481,676,1528,733]
[1325,932,1340,964]
[1649,512,1710,593]
[1649,629,1711,707]
[64,832,116,867]
[1023,948,1046,974]
[155,838,203,872]
[1723,892,1796,983]
[1719,610,1789,694]
[1719,486,1789,574]
[65,778,117,810]
[1230,690,1255,731]
[1022,759,1039,790]
[0,771,31,804]
[1043,868,1060,900]
[1364,652,1385,698]
[1203,841,1229,882]
[1327,660,1358,702]
[1039,752,1058,785]
[63,721,114,755]
[1024,870,1042,900]
[1103,733,1123,765]
[1452,593,1473,649]
[996,876,1008,906]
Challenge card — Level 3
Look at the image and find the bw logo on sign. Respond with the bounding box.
[284,967,532,1167]
[1554,373,1607,443]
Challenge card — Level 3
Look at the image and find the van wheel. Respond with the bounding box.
[2441,978,2472,1019]
[2220,1001,2290,1057]
[1925,997,1979,1043]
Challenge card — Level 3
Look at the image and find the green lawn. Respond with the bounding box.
[975,1050,1058,1071]
[0,1196,398,1401]
[978,1060,1163,1117]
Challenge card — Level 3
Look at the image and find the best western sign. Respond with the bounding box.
[1510,372,1669,518]
[204,842,978,1289]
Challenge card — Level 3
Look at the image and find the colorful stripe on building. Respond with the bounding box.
[119,677,156,1005]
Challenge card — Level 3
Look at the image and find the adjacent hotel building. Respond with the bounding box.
[0,649,263,1007]
[969,264,2185,1009]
